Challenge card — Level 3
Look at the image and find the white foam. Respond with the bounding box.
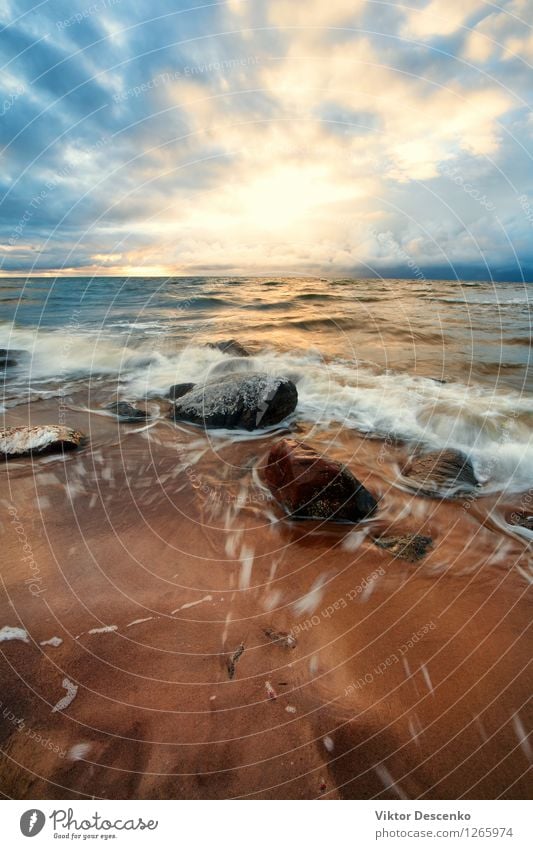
[2,324,532,492]
[40,636,63,647]
[52,678,78,713]
[87,625,118,635]
[0,626,29,643]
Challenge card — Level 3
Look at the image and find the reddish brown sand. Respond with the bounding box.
[0,398,531,799]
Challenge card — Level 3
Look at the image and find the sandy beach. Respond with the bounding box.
[1,383,531,799]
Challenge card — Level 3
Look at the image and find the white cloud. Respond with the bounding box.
[403,0,485,39]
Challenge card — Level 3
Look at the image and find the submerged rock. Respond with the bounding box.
[373,533,433,562]
[0,425,86,458]
[105,401,148,422]
[171,373,297,430]
[403,449,478,496]
[167,382,196,401]
[0,348,28,368]
[265,438,377,522]
[207,339,250,357]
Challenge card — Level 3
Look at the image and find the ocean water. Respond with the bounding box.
[0,276,531,493]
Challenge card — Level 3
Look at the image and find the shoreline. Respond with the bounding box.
[0,394,531,799]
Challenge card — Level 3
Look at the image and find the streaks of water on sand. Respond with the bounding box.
[323,735,334,752]
[408,714,423,744]
[52,678,78,713]
[420,663,434,694]
[293,574,328,616]
[512,712,532,761]
[171,595,213,614]
[126,616,155,628]
[262,589,282,611]
[87,625,118,635]
[68,742,91,761]
[0,626,29,643]
[239,545,254,589]
[374,764,408,799]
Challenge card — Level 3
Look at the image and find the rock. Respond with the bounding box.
[506,509,533,531]
[373,533,433,562]
[0,348,28,368]
[227,644,244,680]
[403,449,478,496]
[0,425,86,458]
[171,373,297,430]
[167,382,196,401]
[265,439,377,522]
[105,401,148,422]
[207,339,250,357]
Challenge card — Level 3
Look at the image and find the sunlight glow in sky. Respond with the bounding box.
[0,0,532,279]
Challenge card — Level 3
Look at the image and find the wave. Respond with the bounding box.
[2,322,532,494]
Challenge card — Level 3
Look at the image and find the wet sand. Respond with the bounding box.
[0,397,531,799]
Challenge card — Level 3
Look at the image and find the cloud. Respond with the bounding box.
[0,0,531,279]
[402,0,487,39]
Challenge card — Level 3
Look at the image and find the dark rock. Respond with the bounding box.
[167,382,196,401]
[171,373,297,430]
[105,401,149,422]
[0,425,86,458]
[403,449,478,496]
[0,348,28,367]
[227,643,244,679]
[207,339,250,357]
[265,438,377,523]
[507,509,533,531]
[373,533,433,562]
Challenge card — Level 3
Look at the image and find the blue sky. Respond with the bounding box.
[0,0,532,279]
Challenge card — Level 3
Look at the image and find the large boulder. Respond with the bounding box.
[206,339,250,357]
[171,373,297,430]
[264,439,377,522]
[0,425,86,458]
[402,449,478,496]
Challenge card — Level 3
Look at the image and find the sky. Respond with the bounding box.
[0,0,532,280]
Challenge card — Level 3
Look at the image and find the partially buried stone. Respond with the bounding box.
[171,372,297,430]
[105,401,149,422]
[373,533,433,562]
[0,425,86,458]
[265,438,377,522]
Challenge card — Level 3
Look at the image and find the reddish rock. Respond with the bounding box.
[265,439,377,522]
[403,449,478,496]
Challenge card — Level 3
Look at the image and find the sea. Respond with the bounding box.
[1,275,531,494]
